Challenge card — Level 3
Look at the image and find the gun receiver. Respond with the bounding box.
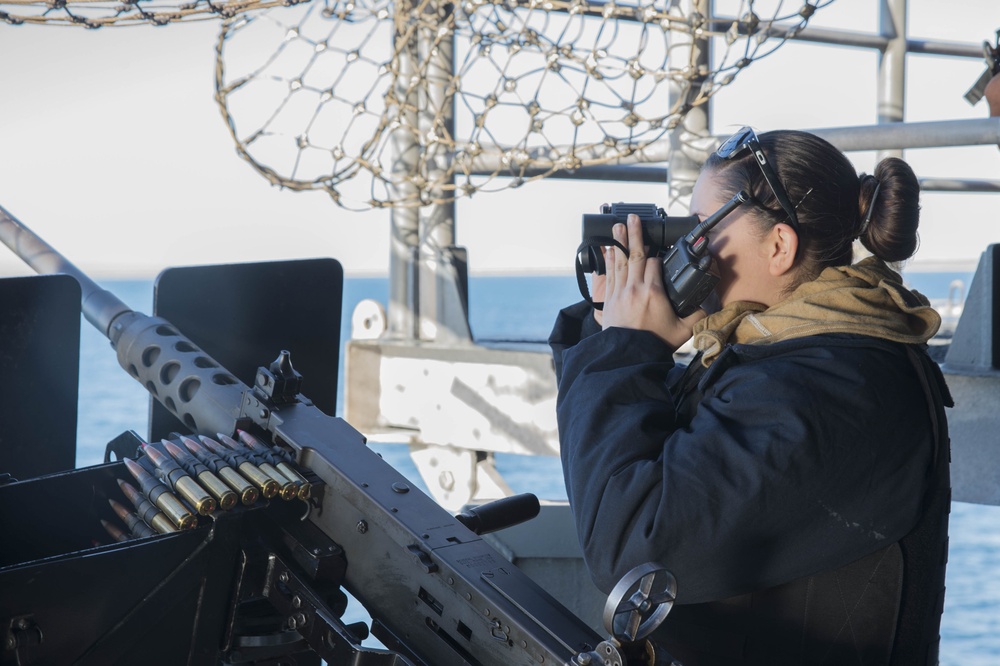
[0,204,667,665]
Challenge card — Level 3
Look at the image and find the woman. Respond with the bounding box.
[550,128,952,666]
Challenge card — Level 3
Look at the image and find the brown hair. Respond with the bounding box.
[704,129,921,282]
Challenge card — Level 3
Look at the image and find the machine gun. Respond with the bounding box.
[0,204,679,666]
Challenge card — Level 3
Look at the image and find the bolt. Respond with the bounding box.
[287,616,298,630]
[576,654,592,666]
[279,571,290,584]
[260,408,269,419]
[294,612,308,627]
[292,596,302,609]
[356,520,368,534]
[5,633,16,650]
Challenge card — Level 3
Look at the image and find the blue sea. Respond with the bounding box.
[71,272,998,664]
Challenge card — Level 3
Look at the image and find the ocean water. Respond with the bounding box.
[69,272,997,664]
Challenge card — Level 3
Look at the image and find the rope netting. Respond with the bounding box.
[0,0,292,27]
[1,0,831,208]
[215,0,831,209]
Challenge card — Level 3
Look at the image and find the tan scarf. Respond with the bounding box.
[691,257,942,367]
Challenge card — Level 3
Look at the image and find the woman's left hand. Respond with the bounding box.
[602,214,707,351]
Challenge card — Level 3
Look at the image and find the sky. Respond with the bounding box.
[1,0,999,279]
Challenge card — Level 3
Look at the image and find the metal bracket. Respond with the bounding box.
[263,554,416,665]
[4,616,42,665]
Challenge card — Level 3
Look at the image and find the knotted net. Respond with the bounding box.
[1,0,831,208]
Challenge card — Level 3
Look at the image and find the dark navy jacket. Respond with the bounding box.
[550,301,951,665]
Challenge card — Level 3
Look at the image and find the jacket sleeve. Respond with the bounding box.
[548,300,603,383]
[556,328,933,603]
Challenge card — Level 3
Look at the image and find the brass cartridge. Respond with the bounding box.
[200,435,279,499]
[223,433,298,501]
[257,461,298,501]
[144,444,216,516]
[275,462,312,501]
[122,458,196,530]
[219,466,260,506]
[101,518,132,543]
[163,440,238,511]
[237,430,312,501]
[180,435,259,506]
[197,471,238,511]
[109,499,157,539]
[174,475,217,516]
[118,479,179,534]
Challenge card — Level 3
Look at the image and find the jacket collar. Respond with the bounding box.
[692,257,941,367]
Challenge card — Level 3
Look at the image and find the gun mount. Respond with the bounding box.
[0,204,677,665]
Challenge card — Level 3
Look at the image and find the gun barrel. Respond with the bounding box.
[0,204,133,337]
[0,204,252,437]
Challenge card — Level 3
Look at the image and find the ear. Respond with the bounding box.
[766,223,798,277]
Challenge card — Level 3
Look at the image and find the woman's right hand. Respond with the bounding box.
[601,215,707,351]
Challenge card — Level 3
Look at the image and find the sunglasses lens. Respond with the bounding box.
[717,137,737,157]
[717,127,754,157]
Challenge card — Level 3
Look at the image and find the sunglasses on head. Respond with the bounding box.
[716,126,801,234]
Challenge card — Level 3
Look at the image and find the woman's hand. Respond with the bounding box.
[602,215,707,351]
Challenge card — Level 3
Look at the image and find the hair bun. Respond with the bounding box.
[858,158,920,263]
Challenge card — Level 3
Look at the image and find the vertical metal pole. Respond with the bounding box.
[877,0,907,160]
[388,4,421,340]
[667,0,713,215]
[418,1,471,343]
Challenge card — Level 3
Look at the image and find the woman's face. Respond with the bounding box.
[690,168,775,307]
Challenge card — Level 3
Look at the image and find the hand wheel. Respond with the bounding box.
[602,562,677,642]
